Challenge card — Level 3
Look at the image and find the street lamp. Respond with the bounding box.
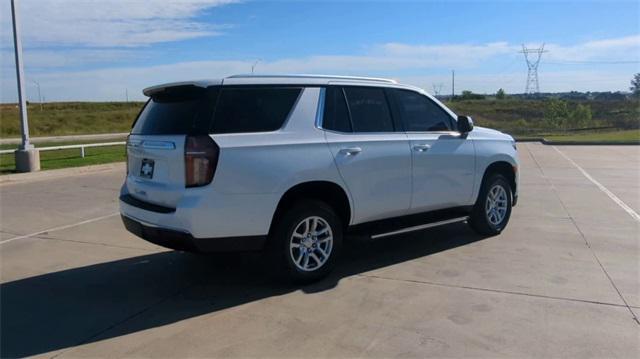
[11,0,40,172]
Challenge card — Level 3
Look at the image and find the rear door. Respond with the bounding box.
[322,86,412,224]
[126,85,218,208]
[389,89,476,213]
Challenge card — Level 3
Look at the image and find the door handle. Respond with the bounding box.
[413,144,431,152]
[339,147,362,156]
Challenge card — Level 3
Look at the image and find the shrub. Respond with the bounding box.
[544,99,570,129]
[568,104,593,129]
[461,90,485,100]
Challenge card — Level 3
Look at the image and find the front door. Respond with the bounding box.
[389,89,476,213]
[407,133,475,212]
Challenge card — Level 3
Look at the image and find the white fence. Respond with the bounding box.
[0,142,126,158]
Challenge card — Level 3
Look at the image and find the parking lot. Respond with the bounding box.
[1,143,638,358]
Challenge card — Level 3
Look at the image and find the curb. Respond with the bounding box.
[516,138,640,146]
[0,162,125,185]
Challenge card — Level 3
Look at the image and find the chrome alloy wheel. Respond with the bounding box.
[485,184,508,226]
[289,216,333,272]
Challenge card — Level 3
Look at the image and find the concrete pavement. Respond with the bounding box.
[0,143,638,358]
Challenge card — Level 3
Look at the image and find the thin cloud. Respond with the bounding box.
[543,35,640,62]
[0,0,239,47]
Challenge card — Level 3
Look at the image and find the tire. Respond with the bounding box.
[270,200,343,283]
[469,173,512,236]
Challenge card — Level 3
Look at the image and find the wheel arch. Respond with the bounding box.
[481,160,517,197]
[269,181,353,234]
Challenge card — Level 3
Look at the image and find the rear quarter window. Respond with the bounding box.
[323,86,352,132]
[211,87,302,134]
[131,86,218,135]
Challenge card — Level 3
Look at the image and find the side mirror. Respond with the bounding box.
[457,115,474,133]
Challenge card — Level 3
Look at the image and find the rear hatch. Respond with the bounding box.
[126,85,219,208]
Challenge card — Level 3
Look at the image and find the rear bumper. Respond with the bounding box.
[121,214,266,253]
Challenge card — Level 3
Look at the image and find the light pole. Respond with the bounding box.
[31,79,42,111]
[11,0,40,172]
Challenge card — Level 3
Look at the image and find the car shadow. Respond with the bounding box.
[1,222,488,358]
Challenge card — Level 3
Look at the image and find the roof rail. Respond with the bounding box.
[226,74,397,84]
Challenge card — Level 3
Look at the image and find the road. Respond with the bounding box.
[1,143,638,358]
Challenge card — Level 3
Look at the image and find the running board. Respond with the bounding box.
[370,216,469,239]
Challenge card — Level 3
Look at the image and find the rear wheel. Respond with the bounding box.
[271,200,343,282]
[469,174,512,235]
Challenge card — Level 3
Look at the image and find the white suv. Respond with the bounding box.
[120,74,519,281]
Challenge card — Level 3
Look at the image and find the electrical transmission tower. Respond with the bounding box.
[432,83,444,97]
[520,44,547,94]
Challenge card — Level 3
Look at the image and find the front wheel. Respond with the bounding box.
[271,200,343,283]
[469,174,512,236]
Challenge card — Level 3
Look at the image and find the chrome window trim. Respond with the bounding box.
[404,131,463,136]
[126,140,176,150]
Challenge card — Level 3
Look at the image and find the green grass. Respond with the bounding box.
[447,98,639,136]
[541,129,640,142]
[0,142,125,174]
[0,102,143,137]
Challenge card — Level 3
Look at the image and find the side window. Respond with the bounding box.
[393,89,454,131]
[211,87,301,134]
[323,87,352,132]
[343,87,394,132]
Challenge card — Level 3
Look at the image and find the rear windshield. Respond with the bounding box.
[131,86,218,135]
[211,87,301,134]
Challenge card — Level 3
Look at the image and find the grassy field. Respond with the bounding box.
[447,98,639,136]
[0,102,142,137]
[0,141,125,174]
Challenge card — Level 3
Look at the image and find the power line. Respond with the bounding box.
[542,60,640,65]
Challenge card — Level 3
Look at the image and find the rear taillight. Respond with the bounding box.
[185,135,219,188]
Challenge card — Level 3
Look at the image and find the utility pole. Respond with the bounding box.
[520,43,547,94]
[125,88,129,103]
[11,0,39,172]
[451,70,455,100]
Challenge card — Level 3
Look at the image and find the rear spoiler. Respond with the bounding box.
[142,80,222,97]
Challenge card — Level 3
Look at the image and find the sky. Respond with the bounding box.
[1,0,639,102]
